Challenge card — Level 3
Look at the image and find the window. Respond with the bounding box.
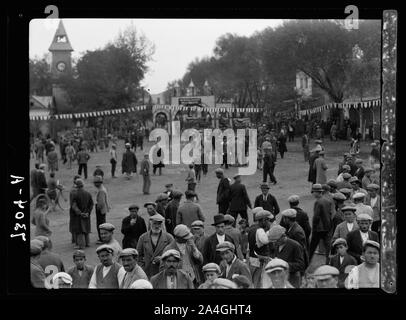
[57,36,66,43]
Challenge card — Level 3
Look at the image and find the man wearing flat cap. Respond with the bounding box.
[365,184,381,234]
[137,214,174,278]
[119,248,148,289]
[155,193,169,220]
[331,205,359,248]
[99,223,122,261]
[224,214,244,260]
[163,183,174,201]
[268,225,305,288]
[336,164,351,183]
[308,145,321,186]
[346,240,380,288]
[288,195,311,246]
[313,265,340,288]
[330,192,346,234]
[215,168,231,215]
[202,215,235,265]
[67,250,94,288]
[89,245,125,289]
[263,258,294,288]
[328,238,357,288]
[165,191,183,235]
[191,220,208,256]
[121,204,147,249]
[353,192,373,218]
[31,240,46,288]
[350,177,368,198]
[121,143,137,180]
[70,178,94,250]
[150,249,194,289]
[94,175,110,244]
[228,175,252,222]
[216,241,252,285]
[144,202,157,217]
[362,168,375,190]
[313,150,328,185]
[254,184,280,217]
[161,224,203,287]
[354,158,365,181]
[337,172,353,190]
[346,214,378,264]
[176,190,205,228]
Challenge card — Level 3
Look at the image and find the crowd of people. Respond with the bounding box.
[30,120,382,290]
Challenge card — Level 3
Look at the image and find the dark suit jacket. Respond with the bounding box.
[274,238,305,274]
[346,230,379,264]
[312,197,332,232]
[217,177,230,205]
[121,215,147,249]
[202,233,235,265]
[150,269,194,289]
[229,182,252,212]
[254,194,280,216]
[219,257,252,283]
[291,206,311,243]
[328,253,357,287]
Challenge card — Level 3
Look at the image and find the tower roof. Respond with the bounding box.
[188,79,195,88]
[49,20,73,52]
[204,80,210,87]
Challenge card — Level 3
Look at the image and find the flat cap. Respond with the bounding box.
[333,192,346,201]
[332,238,347,248]
[356,205,373,217]
[30,240,44,255]
[125,142,131,147]
[370,142,377,147]
[128,204,140,210]
[252,207,264,222]
[129,279,153,289]
[161,249,181,261]
[313,265,339,279]
[39,163,46,169]
[281,209,297,218]
[268,225,286,241]
[353,192,366,199]
[349,176,359,183]
[260,183,270,189]
[265,258,289,273]
[144,202,157,208]
[288,195,300,203]
[75,178,84,187]
[357,213,373,221]
[327,180,338,188]
[52,272,73,285]
[364,167,374,173]
[232,274,252,288]
[149,213,165,222]
[256,210,274,220]
[99,223,115,231]
[223,214,235,223]
[216,241,235,252]
[73,250,86,258]
[171,190,183,199]
[367,183,380,190]
[322,184,331,192]
[339,188,352,195]
[173,224,193,240]
[93,175,103,183]
[202,263,221,274]
[119,248,139,258]
[96,244,114,254]
[342,165,351,171]
[212,278,237,289]
[342,173,352,179]
[156,193,169,202]
[342,205,357,212]
[214,168,224,174]
[191,220,204,228]
[363,240,380,251]
[165,183,173,188]
[355,159,363,164]
[311,184,323,192]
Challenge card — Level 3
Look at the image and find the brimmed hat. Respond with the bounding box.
[311,184,323,192]
[144,202,157,208]
[252,207,264,222]
[96,244,114,254]
[364,167,374,173]
[119,248,139,258]
[191,220,204,228]
[99,223,115,231]
[173,224,193,240]
[281,209,297,218]
[349,176,359,184]
[311,145,322,153]
[212,214,226,226]
[161,249,181,261]
[332,238,347,248]
[339,188,352,195]
[342,165,351,171]
[265,258,289,273]
[313,265,339,280]
[342,205,357,212]
[202,263,221,274]
[352,192,366,200]
[216,241,235,252]
[73,250,86,258]
[125,143,131,147]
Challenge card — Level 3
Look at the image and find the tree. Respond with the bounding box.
[29,56,52,96]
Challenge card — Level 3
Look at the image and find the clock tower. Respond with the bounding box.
[49,20,73,78]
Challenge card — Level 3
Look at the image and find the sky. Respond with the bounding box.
[29,19,283,94]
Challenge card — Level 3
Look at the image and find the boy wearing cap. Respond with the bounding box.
[121,204,147,249]
[215,168,231,214]
[331,205,359,246]
[150,249,194,289]
[94,176,110,244]
[161,224,203,287]
[264,258,293,288]
[137,214,174,278]
[346,240,380,288]
[328,238,357,288]
[67,250,95,288]
[121,143,138,179]
[217,241,252,284]
[254,184,280,217]
[119,248,148,289]
[346,214,379,264]
[350,177,368,198]
[365,184,381,234]
[176,191,205,228]
[198,263,221,289]
[191,220,208,255]
[89,245,125,289]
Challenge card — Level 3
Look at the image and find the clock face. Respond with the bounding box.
[56,62,66,72]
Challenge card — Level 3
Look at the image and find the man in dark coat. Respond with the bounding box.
[277,132,287,159]
[36,164,48,195]
[121,204,147,249]
[70,179,94,249]
[308,147,321,185]
[262,148,277,184]
[215,168,230,214]
[346,213,379,264]
[287,195,311,246]
[228,175,252,222]
[30,163,40,199]
[122,142,138,179]
[354,159,365,181]
[202,215,235,265]
[254,184,280,217]
[308,184,333,264]
[164,191,183,235]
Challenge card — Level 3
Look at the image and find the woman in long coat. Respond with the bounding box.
[313,152,328,184]
[307,151,319,184]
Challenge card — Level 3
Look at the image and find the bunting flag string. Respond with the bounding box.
[298,98,381,116]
